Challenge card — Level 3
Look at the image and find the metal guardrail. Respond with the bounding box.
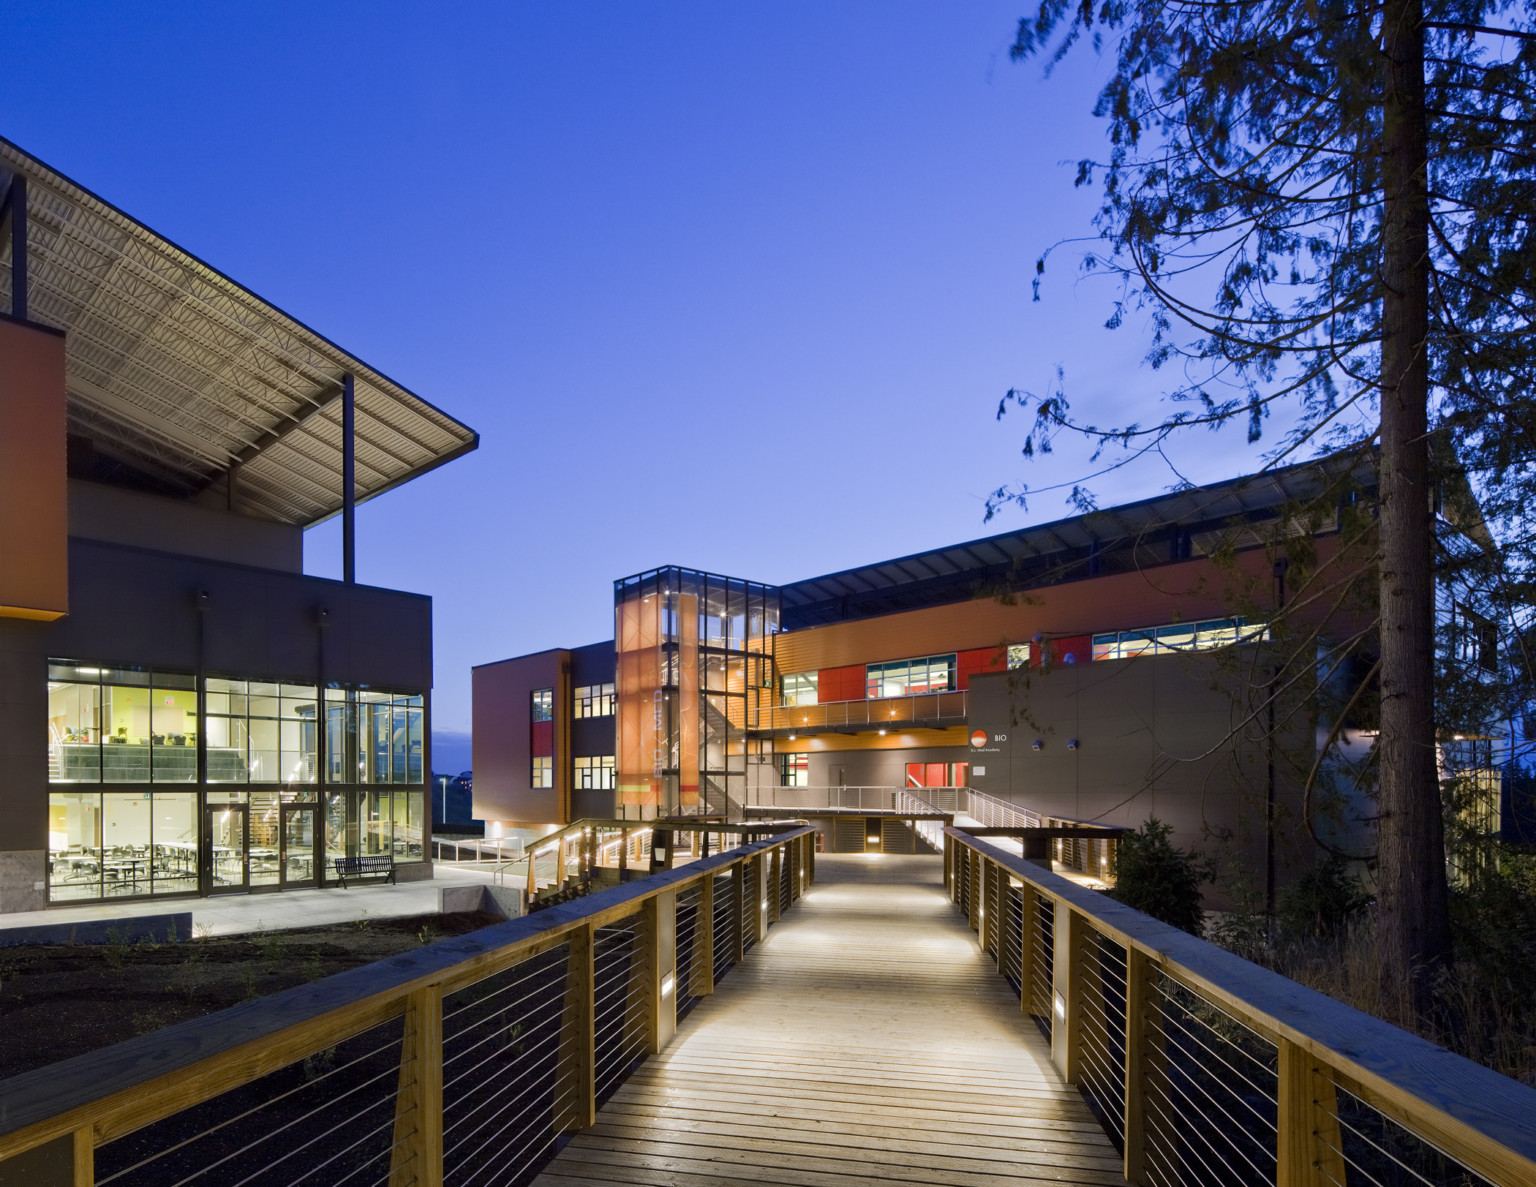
[0,828,817,1186]
[946,826,1536,1187]
[752,689,967,732]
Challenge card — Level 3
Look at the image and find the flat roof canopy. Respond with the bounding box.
[0,136,477,526]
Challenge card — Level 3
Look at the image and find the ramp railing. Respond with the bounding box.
[946,826,1536,1187]
[0,827,816,1187]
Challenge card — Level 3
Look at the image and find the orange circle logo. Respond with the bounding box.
[970,730,987,748]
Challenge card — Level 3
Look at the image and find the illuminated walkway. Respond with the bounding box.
[534,853,1126,1186]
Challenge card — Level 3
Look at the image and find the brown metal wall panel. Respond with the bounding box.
[0,321,68,619]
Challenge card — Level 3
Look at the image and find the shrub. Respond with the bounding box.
[1277,856,1370,942]
[1109,818,1213,935]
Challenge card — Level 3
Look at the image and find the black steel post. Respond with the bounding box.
[342,373,356,584]
[9,175,27,321]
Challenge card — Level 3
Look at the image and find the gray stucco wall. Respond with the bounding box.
[0,535,434,909]
[70,480,303,574]
[966,652,1315,907]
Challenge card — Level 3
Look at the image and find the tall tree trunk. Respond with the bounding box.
[1377,0,1449,1000]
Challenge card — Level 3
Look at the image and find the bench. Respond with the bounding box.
[332,855,396,888]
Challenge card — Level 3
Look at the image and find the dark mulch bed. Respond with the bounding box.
[0,909,504,1079]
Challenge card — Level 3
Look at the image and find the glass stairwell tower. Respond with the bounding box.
[614,568,778,820]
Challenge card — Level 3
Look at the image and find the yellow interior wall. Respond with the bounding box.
[106,686,196,741]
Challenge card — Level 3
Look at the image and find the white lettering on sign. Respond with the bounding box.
[994,733,1007,743]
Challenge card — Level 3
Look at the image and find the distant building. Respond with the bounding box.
[432,771,475,828]
[473,457,1403,902]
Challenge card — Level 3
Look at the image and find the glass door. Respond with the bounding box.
[204,803,248,895]
[281,804,319,888]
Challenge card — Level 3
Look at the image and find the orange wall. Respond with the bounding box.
[0,319,68,619]
[773,549,1287,675]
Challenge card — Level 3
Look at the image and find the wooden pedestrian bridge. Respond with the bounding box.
[2,824,1535,1187]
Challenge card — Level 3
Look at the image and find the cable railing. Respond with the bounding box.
[946,825,1536,1187]
[0,827,816,1187]
[750,689,967,732]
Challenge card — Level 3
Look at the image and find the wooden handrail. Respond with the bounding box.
[946,826,1536,1187]
[0,827,817,1183]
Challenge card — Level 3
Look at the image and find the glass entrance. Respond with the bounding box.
[204,803,248,894]
[281,804,319,888]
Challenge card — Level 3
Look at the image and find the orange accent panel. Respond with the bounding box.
[0,320,68,619]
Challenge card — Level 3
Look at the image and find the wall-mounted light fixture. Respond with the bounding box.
[1066,738,1079,751]
[1032,739,1044,751]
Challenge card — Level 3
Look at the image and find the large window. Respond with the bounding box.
[531,689,554,722]
[865,655,956,699]
[1091,618,1269,661]
[575,755,615,789]
[781,672,818,707]
[323,688,425,785]
[1454,604,1498,673]
[205,678,317,784]
[47,789,198,902]
[780,753,809,787]
[50,661,421,787]
[48,662,197,784]
[574,683,615,718]
[532,756,553,789]
[1007,644,1030,669]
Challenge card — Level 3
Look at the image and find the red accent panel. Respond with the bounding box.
[956,646,1005,689]
[1046,635,1093,668]
[817,664,866,702]
[530,720,554,757]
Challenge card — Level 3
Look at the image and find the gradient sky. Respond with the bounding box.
[5,2,1275,744]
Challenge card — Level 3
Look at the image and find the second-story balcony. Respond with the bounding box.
[750,689,967,734]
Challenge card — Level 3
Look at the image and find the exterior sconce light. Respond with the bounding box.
[1032,740,1044,751]
[1067,738,1079,751]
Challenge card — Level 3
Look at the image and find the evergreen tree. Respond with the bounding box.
[1002,0,1536,999]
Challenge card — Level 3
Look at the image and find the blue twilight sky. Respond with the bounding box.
[5,2,1274,739]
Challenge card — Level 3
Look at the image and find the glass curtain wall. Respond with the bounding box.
[615,568,779,819]
[48,658,426,903]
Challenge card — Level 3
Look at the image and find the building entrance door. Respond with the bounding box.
[204,803,248,895]
[281,804,319,888]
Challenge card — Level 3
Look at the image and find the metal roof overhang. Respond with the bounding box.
[779,453,1374,610]
[0,137,478,526]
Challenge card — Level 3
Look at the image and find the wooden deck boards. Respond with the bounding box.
[533,853,1126,1187]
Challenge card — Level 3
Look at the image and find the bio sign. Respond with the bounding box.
[969,728,1006,755]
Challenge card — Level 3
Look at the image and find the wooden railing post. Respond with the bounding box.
[731,860,747,962]
[755,853,770,943]
[645,889,677,1054]
[1017,883,1035,1019]
[968,848,981,933]
[1278,1038,1347,1187]
[1123,947,1149,1185]
[1050,899,1080,1084]
[559,921,596,1131]
[767,848,782,924]
[74,1126,92,1187]
[696,872,716,996]
[389,985,443,1187]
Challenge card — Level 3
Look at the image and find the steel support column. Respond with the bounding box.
[342,373,356,584]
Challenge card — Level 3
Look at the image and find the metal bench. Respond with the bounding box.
[332,854,396,888]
